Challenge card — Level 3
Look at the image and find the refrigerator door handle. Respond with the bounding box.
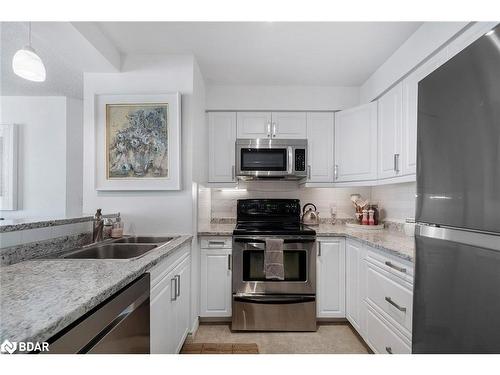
[416,224,500,252]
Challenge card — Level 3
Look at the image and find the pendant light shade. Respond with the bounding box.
[12,46,46,82]
[12,23,46,82]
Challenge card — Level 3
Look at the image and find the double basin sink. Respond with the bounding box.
[55,236,175,260]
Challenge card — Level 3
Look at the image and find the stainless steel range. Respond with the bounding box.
[232,199,317,331]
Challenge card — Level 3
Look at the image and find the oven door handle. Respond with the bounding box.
[234,295,316,304]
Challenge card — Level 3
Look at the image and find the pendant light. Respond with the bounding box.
[12,22,46,82]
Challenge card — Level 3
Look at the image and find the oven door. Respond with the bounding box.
[232,236,316,295]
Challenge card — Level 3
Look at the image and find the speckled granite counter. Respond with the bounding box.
[198,223,414,262]
[0,235,192,344]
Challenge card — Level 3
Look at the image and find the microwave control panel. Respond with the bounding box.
[294,149,306,171]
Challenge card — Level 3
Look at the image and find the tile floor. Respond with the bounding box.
[185,323,370,354]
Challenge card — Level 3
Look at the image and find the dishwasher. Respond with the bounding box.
[47,274,150,354]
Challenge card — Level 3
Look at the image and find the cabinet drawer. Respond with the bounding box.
[366,248,414,282]
[366,262,413,335]
[201,237,232,249]
[365,304,411,354]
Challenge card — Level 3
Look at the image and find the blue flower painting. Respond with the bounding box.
[106,103,168,178]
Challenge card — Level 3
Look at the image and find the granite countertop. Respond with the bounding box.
[198,223,415,262]
[0,235,192,344]
[0,213,119,233]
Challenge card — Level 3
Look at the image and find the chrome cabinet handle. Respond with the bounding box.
[231,165,235,180]
[385,346,393,354]
[228,254,232,271]
[272,122,276,137]
[175,275,181,297]
[394,153,400,173]
[334,164,339,180]
[208,241,225,247]
[385,261,407,273]
[385,296,406,312]
[267,121,271,137]
[171,278,177,301]
[307,165,311,179]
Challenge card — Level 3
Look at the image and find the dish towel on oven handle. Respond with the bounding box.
[264,238,285,280]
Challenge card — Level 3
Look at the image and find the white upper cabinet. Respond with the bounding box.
[377,83,403,180]
[208,112,236,183]
[306,112,334,183]
[401,52,448,176]
[236,112,306,139]
[271,112,307,139]
[334,102,378,182]
[236,112,272,138]
[316,239,346,318]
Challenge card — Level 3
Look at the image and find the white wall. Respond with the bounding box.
[206,84,359,110]
[65,98,84,217]
[83,54,199,235]
[360,22,469,102]
[0,96,82,219]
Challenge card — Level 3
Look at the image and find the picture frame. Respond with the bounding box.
[0,124,18,210]
[94,93,181,191]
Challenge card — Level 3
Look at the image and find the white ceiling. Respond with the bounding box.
[96,22,422,86]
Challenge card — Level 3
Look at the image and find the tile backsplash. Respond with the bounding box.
[371,182,416,222]
[201,181,416,224]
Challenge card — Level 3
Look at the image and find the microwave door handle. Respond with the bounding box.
[287,146,293,174]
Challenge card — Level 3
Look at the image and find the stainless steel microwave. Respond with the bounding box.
[235,139,307,180]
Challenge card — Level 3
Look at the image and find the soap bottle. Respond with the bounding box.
[111,213,124,238]
[103,218,113,238]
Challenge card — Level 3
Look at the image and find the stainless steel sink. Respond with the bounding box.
[61,244,158,260]
[113,236,174,244]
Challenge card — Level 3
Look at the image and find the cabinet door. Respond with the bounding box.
[378,83,403,179]
[316,239,346,318]
[401,53,448,176]
[150,271,177,354]
[173,256,191,353]
[272,112,307,139]
[200,248,232,317]
[306,112,334,183]
[208,112,236,182]
[237,112,272,138]
[334,102,378,182]
[346,240,366,334]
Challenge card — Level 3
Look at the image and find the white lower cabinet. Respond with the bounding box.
[344,239,414,353]
[316,238,345,318]
[345,239,366,333]
[199,237,232,318]
[150,244,191,354]
[365,304,411,354]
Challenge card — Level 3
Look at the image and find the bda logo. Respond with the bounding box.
[1,339,17,354]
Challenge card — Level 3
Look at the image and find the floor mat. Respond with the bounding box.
[180,343,259,354]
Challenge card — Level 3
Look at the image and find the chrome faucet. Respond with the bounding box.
[93,209,104,243]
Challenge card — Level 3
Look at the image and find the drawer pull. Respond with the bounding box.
[385,296,407,312]
[208,241,226,247]
[228,254,232,271]
[385,346,393,354]
[385,261,406,273]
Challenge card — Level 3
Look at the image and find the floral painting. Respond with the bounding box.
[106,103,168,179]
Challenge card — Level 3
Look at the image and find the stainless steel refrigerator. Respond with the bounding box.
[413,23,500,353]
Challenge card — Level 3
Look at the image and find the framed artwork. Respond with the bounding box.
[0,124,18,210]
[95,93,181,190]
